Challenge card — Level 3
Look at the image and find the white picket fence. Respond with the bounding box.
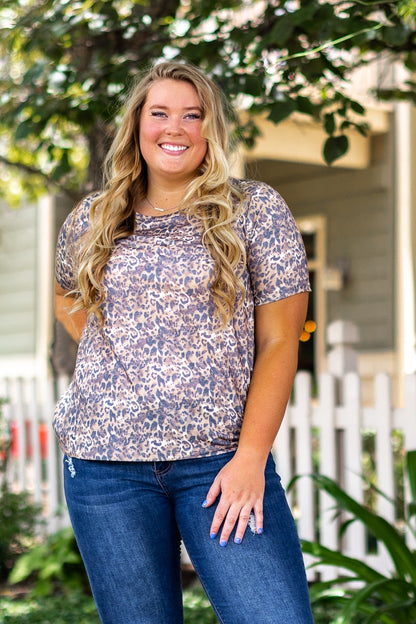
[274,371,416,580]
[0,370,415,581]
[0,375,71,533]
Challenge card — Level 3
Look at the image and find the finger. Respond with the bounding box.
[254,501,264,535]
[233,505,253,544]
[218,505,241,546]
[201,477,221,509]
[209,500,230,540]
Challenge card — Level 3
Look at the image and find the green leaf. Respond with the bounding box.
[354,123,369,137]
[323,135,348,164]
[270,16,294,46]
[350,100,365,115]
[22,61,48,85]
[51,150,71,181]
[296,95,318,116]
[14,120,37,141]
[324,112,335,135]
[291,2,321,26]
[405,50,416,71]
[382,24,410,46]
[342,577,415,623]
[365,595,416,623]
[305,473,416,584]
[267,99,297,124]
[301,540,385,583]
[406,450,416,504]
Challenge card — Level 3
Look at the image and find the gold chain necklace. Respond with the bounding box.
[145,197,179,213]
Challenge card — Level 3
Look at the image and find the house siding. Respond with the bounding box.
[246,129,395,352]
[0,201,37,355]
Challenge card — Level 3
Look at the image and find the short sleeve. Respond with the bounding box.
[55,195,94,291]
[242,181,311,305]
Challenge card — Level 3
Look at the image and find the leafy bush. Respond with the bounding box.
[0,482,42,582]
[8,527,89,596]
[183,586,218,623]
[291,450,416,623]
[0,591,100,624]
[0,586,219,624]
[8,527,219,621]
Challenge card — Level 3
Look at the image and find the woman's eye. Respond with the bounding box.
[149,110,201,120]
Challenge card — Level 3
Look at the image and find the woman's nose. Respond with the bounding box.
[165,115,183,134]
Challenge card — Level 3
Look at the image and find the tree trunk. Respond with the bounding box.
[86,118,115,192]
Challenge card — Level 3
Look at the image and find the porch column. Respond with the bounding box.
[395,94,416,375]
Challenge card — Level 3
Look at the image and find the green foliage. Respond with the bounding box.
[0,0,415,201]
[7,527,218,621]
[0,592,100,624]
[0,398,11,467]
[323,135,349,166]
[0,584,220,624]
[0,482,42,582]
[8,527,88,596]
[0,584,343,624]
[291,450,416,623]
[183,586,219,623]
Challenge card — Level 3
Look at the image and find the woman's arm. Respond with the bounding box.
[203,291,308,545]
[54,279,88,344]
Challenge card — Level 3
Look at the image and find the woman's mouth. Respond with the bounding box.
[160,143,188,153]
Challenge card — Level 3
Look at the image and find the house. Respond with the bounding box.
[0,62,415,405]
[240,61,416,403]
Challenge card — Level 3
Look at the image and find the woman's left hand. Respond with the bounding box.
[202,453,265,546]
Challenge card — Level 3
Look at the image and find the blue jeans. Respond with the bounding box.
[64,451,314,624]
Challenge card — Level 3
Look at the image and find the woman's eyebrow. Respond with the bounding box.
[148,104,202,111]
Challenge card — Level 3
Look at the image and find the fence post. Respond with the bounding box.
[44,376,61,534]
[318,373,339,580]
[342,372,366,559]
[326,320,359,378]
[326,321,365,559]
[373,373,396,570]
[403,374,416,549]
[294,372,314,543]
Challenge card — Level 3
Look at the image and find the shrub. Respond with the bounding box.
[0,591,100,624]
[0,586,220,624]
[8,527,89,596]
[291,450,416,623]
[0,481,42,582]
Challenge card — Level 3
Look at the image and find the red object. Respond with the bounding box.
[9,421,48,460]
[25,421,33,458]
[39,423,48,460]
[10,421,18,458]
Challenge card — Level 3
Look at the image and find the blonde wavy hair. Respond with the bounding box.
[75,61,247,327]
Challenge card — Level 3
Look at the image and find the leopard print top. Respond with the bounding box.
[53,179,310,461]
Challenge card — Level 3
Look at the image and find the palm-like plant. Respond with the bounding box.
[290,451,416,623]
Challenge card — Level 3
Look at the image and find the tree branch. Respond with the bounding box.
[0,155,81,202]
[274,23,384,67]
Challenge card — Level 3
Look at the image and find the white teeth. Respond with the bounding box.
[161,144,187,152]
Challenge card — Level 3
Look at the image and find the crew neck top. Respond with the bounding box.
[53,179,310,461]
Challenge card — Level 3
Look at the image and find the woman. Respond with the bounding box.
[54,61,314,624]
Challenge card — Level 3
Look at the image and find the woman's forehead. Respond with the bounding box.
[144,79,202,108]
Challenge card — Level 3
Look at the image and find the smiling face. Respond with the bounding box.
[139,79,208,188]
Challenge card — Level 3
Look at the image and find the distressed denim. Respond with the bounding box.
[64,451,314,624]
